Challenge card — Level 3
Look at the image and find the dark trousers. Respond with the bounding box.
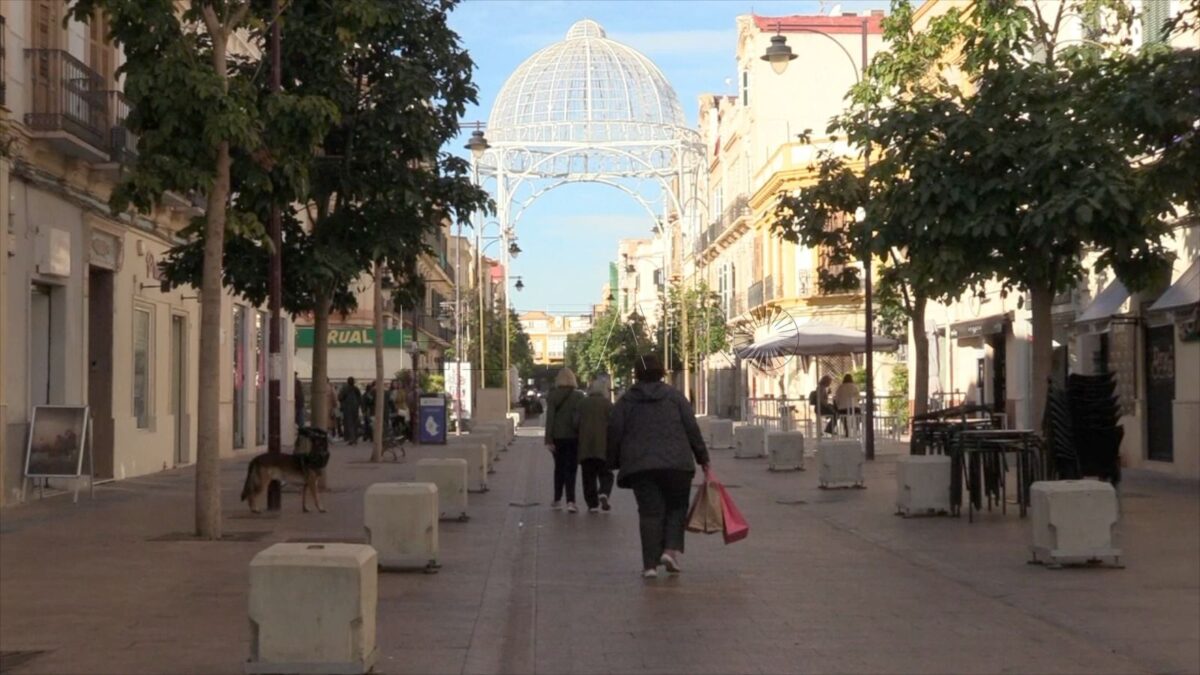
[629,470,694,570]
[580,458,614,509]
[552,438,579,503]
[343,413,359,445]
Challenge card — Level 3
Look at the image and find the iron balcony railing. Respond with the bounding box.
[797,270,864,297]
[104,89,137,163]
[747,280,764,310]
[25,49,109,151]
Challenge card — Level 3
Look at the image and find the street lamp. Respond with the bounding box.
[459,126,490,434]
[762,17,878,461]
[514,277,525,292]
[508,241,522,257]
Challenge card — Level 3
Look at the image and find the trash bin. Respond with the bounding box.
[418,394,448,445]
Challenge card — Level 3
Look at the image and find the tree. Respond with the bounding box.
[931,0,1175,429]
[565,311,654,387]
[657,283,728,374]
[774,0,978,421]
[67,0,331,538]
[157,0,488,462]
[465,306,533,388]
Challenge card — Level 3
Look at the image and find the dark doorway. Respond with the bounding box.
[87,268,115,479]
[1144,324,1175,462]
[989,334,1007,414]
[171,315,189,465]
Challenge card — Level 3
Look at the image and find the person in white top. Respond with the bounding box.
[834,374,861,437]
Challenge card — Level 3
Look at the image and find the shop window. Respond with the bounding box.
[133,305,152,428]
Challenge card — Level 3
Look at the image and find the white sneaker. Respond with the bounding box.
[660,552,682,574]
[566,503,578,514]
[588,506,599,513]
[642,569,658,579]
[599,494,611,512]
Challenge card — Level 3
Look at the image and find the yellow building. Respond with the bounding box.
[687,12,888,418]
[520,310,593,366]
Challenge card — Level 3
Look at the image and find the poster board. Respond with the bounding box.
[25,405,91,478]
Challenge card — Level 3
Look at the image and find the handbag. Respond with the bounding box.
[714,470,749,544]
[686,469,724,534]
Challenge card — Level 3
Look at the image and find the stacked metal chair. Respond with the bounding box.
[1067,373,1123,486]
[1043,380,1080,479]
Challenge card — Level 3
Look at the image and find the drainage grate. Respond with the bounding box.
[1,651,47,673]
[147,530,271,542]
[508,501,540,507]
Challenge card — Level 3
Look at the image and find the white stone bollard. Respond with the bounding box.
[416,458,469,522]
[767,431,805,471]
[895,455,951,516]
[443,441,489,492]
[246,543,378,675]
[817,439,864,488]
[364,483,439,572]
[1030,480,1122,567]
[696,416,712,440]
[465,429,502,469]
[708,419,734,449]
[506,411,523,438]
[734,425,767,459]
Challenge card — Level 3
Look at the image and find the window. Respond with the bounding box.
[1142,0,1171,44]
[133,306,152,429]
[741,69,749,106]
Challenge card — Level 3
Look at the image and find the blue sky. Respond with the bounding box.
[447,0,889,314]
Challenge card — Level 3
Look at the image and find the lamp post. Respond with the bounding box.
[762,16,877,461]
[266,0,284,510]
[476,223,516,391]
[462,128,489,434]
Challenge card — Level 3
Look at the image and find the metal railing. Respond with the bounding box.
[747,280,764,310]
[797,270,864,297]
[720,195,750,231]
[24,49,109,150]
[747,394,907,440]
[1,17,7,106]
[104,89,137,163]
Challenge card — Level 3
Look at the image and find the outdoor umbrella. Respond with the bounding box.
[735,321,900,443]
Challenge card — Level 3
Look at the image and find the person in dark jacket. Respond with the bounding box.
[339,377,362,446]
[544,368,585,513]
[577,376,614,513]
[294,372,305,428]
[607,355,709,578]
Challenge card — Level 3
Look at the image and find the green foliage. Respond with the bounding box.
[421,373,445,394]
[564,311,654,386]
[464,304,534,388]
[656,283,728,372]
[887,364,910,430]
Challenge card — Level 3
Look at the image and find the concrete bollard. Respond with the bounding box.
[895,455,950,516]
[246,543,378,675]
[1030,480,1122,567]
[465,429,501,470]
[767,431,804,471]
[506,411,523,441]
[416,458,469,522]
[442,441,489,492]
[696,416,712,441]
[364,483,439,572]
[734,425,767,459]
[817,439,864,489]
[448,433,495,474]
[707,419,734,449]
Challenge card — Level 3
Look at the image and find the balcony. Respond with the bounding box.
[104,90,137,165]
[719,195,751,231]
[797,270,864,298]
[24,49,111,162]
[748,280,764,310]
[1,17,7,107]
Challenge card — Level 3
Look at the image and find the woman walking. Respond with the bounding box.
[544,368,585,513]
[578,377,614,513]
[607,355,709,578]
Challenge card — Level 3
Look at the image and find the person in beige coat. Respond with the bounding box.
[577,377,614,513]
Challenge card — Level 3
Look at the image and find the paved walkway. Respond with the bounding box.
[1,421,1197,674]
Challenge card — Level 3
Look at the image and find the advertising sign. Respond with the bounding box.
[25,405,90,478]
[294,326,412,348]
[418,396,448,445]
[443,361,472,422]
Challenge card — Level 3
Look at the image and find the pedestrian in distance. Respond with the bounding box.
[811,374,837,435]
[362,381,377,442]
[544,367,585,513]
[607,354,709,579]
[578,376,614,513]
[339,377,363,446]
[325,378,340,438]
[835,373,861,437]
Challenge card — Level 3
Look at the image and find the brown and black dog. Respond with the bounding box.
[240,430,330,513]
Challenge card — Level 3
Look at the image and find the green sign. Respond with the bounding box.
[295,326,412,348]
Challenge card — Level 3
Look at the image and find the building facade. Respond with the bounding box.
[519,310,592,366]
[686,12,887,418]
[0,3,295,507]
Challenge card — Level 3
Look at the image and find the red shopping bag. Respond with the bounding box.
[711,469,749,544]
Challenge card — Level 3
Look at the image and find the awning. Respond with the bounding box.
[735,321,899,360]
[1148,259,1199,315]
[950,312,1012,341]
[1074,279,1131,333]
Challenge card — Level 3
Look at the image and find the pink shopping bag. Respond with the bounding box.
[712,469,749,544]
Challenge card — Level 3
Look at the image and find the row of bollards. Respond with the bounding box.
[245,418,517,674]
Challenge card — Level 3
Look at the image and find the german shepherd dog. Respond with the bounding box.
[240,429,330,513]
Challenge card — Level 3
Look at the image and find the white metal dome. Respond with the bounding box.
[487,19,688,144]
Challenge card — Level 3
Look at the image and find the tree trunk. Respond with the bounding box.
[310,289,331,430]
[911,294,929,421]
[1029,284,1055,434]
[195,37,231,541]
[371,261,385,462]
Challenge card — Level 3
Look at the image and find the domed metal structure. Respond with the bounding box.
[474,19,703,238]
[488,19,688,145]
